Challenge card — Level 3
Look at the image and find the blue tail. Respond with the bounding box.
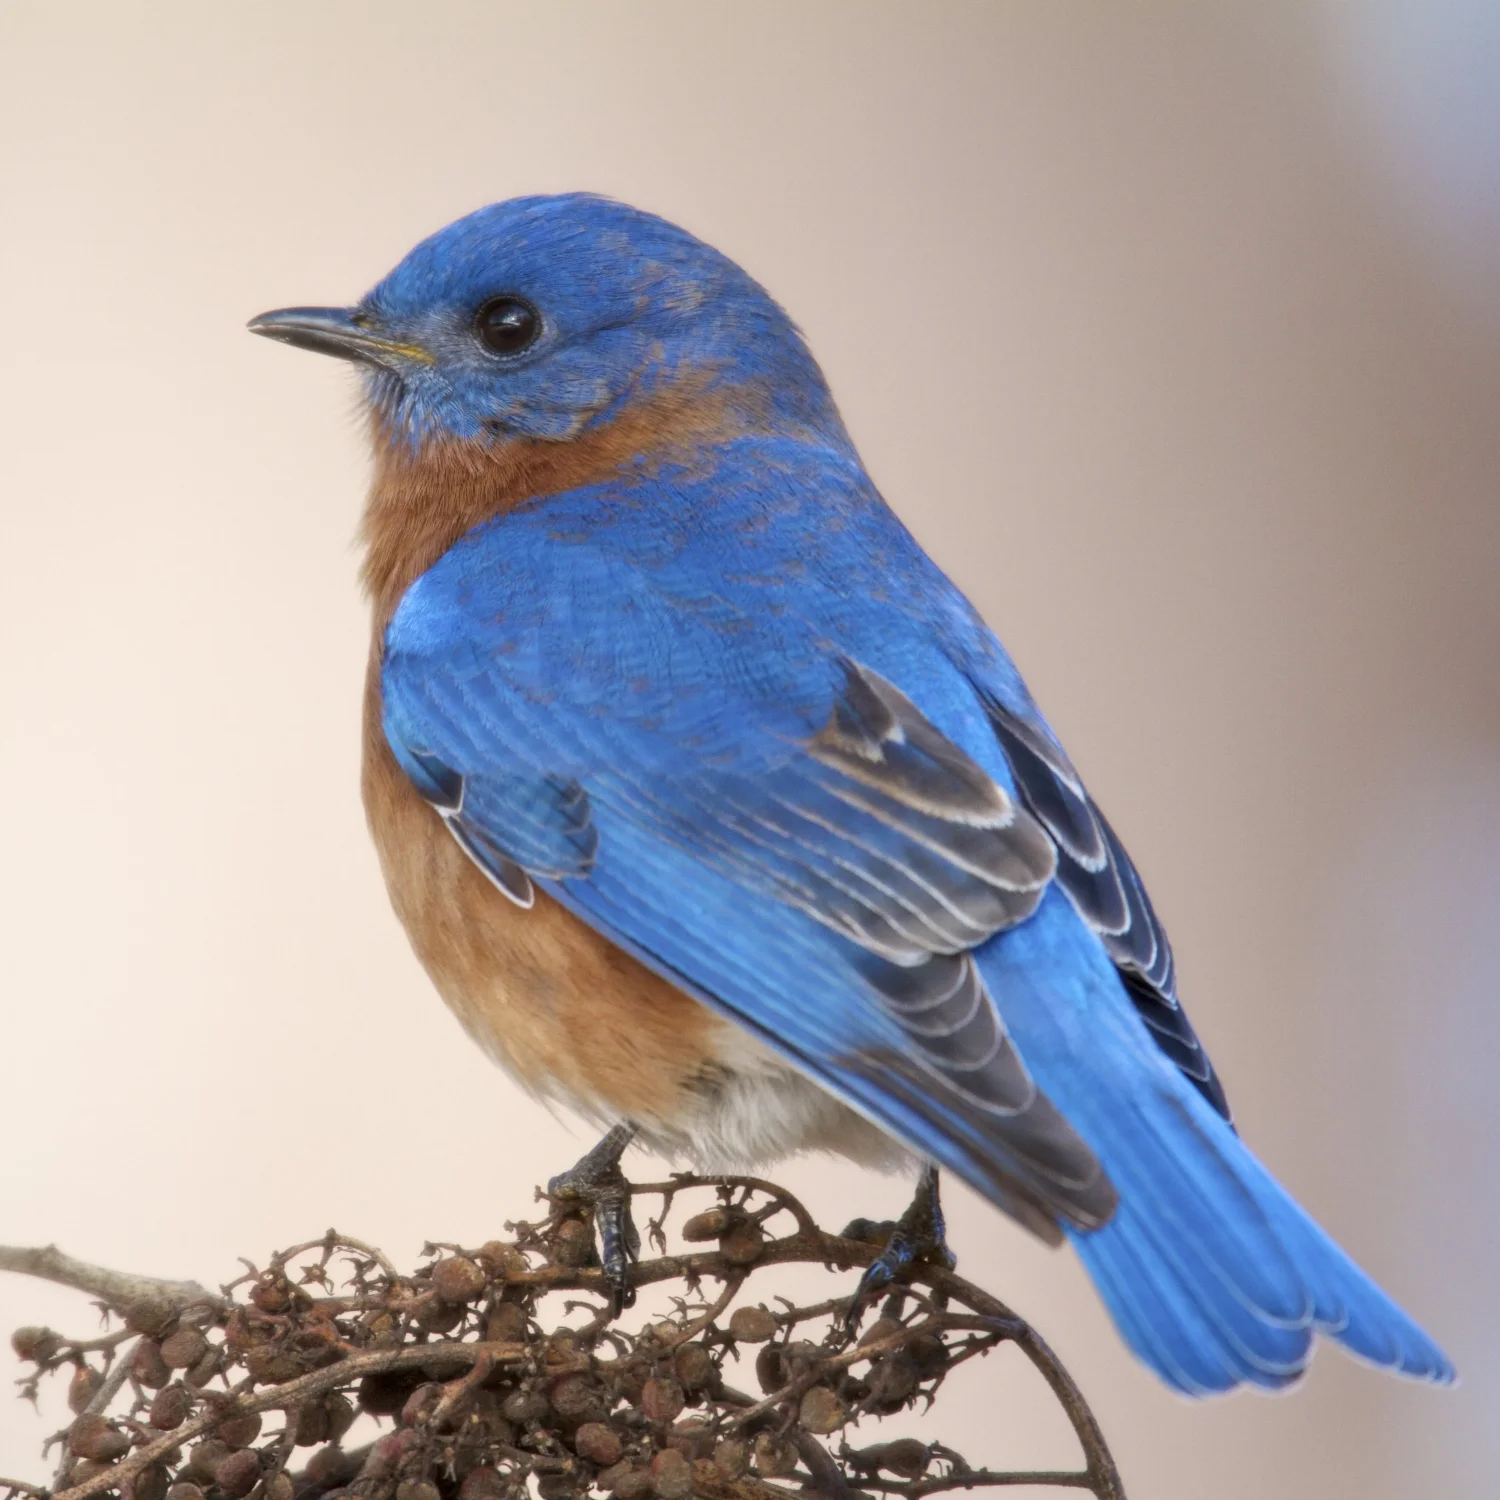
[976,896,1455,1395]
[1066,1088,1454,1394]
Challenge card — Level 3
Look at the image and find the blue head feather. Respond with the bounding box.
[356,194,846,447]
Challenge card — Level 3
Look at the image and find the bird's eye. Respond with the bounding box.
[475,296,540,356]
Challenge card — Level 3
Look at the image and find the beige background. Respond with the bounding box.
[1,4,1497,1496]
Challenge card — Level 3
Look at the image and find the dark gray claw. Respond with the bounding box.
[547,1123,641,1311]
[843,1165,956,1336]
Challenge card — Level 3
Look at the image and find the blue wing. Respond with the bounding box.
[381,438,1451,1392]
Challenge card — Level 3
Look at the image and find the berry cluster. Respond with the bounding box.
[3,1177,1121,1500]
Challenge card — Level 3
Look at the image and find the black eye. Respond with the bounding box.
[475,296,540,356]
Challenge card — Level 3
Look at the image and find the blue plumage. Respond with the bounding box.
[254,193,1453,1395]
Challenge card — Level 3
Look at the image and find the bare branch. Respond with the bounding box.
[0,1246,223,1317]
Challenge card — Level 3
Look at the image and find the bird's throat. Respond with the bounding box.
[359,379,768,631]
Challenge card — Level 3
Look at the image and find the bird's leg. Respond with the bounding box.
[842,1164,957,1336]
[546,1122,641,1311]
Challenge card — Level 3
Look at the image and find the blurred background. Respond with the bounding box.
[1,3,1497,1495]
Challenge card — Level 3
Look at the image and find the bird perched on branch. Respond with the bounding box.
[250,194,1452,1395]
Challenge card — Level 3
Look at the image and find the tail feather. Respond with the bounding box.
[974,899,1455,1395]
[1062,1074,1455,1393]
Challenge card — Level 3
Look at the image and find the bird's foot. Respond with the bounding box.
[546,1122,641,1312]
[842,1165,956,1337]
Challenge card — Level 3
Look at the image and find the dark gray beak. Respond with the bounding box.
[246,306,433,369]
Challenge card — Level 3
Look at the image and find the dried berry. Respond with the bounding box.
[398,1382,441,1429]
[866,1351,920,1408]
[325,1393,357,1442]
[752,1433,798,1479]
[648,1448,692,1500]
[132,1337,172,1390]
[665,1419,712,1460]
[216,1449,261,1499]
[798,1385,849,1435]
[414,1294,465,1334]
[244,1346,303,1384]
[550,1217,594,1268]
[149,1384,192,1431]
[502,1388,548,1424]
[67,1362,104,1414]
[186,1439,232,1482]
[679,1207,743,1242]
[550,1372,605,1423]
[572,1421,622,1466]
[431,1255,487,1304]
[304,1446,358,1490]
[727,1306,777,1342]
[484,1301,528,1343]
[264,1475,295,1500]
[612,1470,652,1500]
[365,1430,424,1478]
[161,1327,209,1370]
[396,1483,441,1500]
[292,1399,329,1446]
[223,1311,268,1354]
[458,1467,506,1500]
[640,1375,684,1425]
[165,1484,205,1500]
[216,1410,263,1448]
[127,1462,171,1500]
[477,1241,527,1279]
[754,1344,787,1394]
[250,1279,292,1314]
[672,1343,714,1392]
[10,1326,60,1363]
[718,1223,765,1266]
[595,1462,635,1495]
[908,1333,950,1377]
[713,1439,748,1480]
[125,1297,176,1339]
[69,1414,130,1462]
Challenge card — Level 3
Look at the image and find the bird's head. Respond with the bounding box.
[249,194,844,452]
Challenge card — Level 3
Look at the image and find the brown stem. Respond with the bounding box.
[269,1233,402,1283]
[918,1266,1124,1500]
[866,1471,1096,1493]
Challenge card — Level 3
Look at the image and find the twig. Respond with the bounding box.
[919,1265,1122,1500]
[866,1471,1096,1493]
[269,1232,402,1283]
[0,1247,222,1317]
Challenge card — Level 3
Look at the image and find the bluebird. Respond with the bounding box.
[249,194,1453,1395]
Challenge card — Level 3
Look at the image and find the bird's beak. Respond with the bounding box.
[246,306,434,369]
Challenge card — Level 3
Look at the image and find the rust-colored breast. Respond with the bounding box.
[360,658,720,1127]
